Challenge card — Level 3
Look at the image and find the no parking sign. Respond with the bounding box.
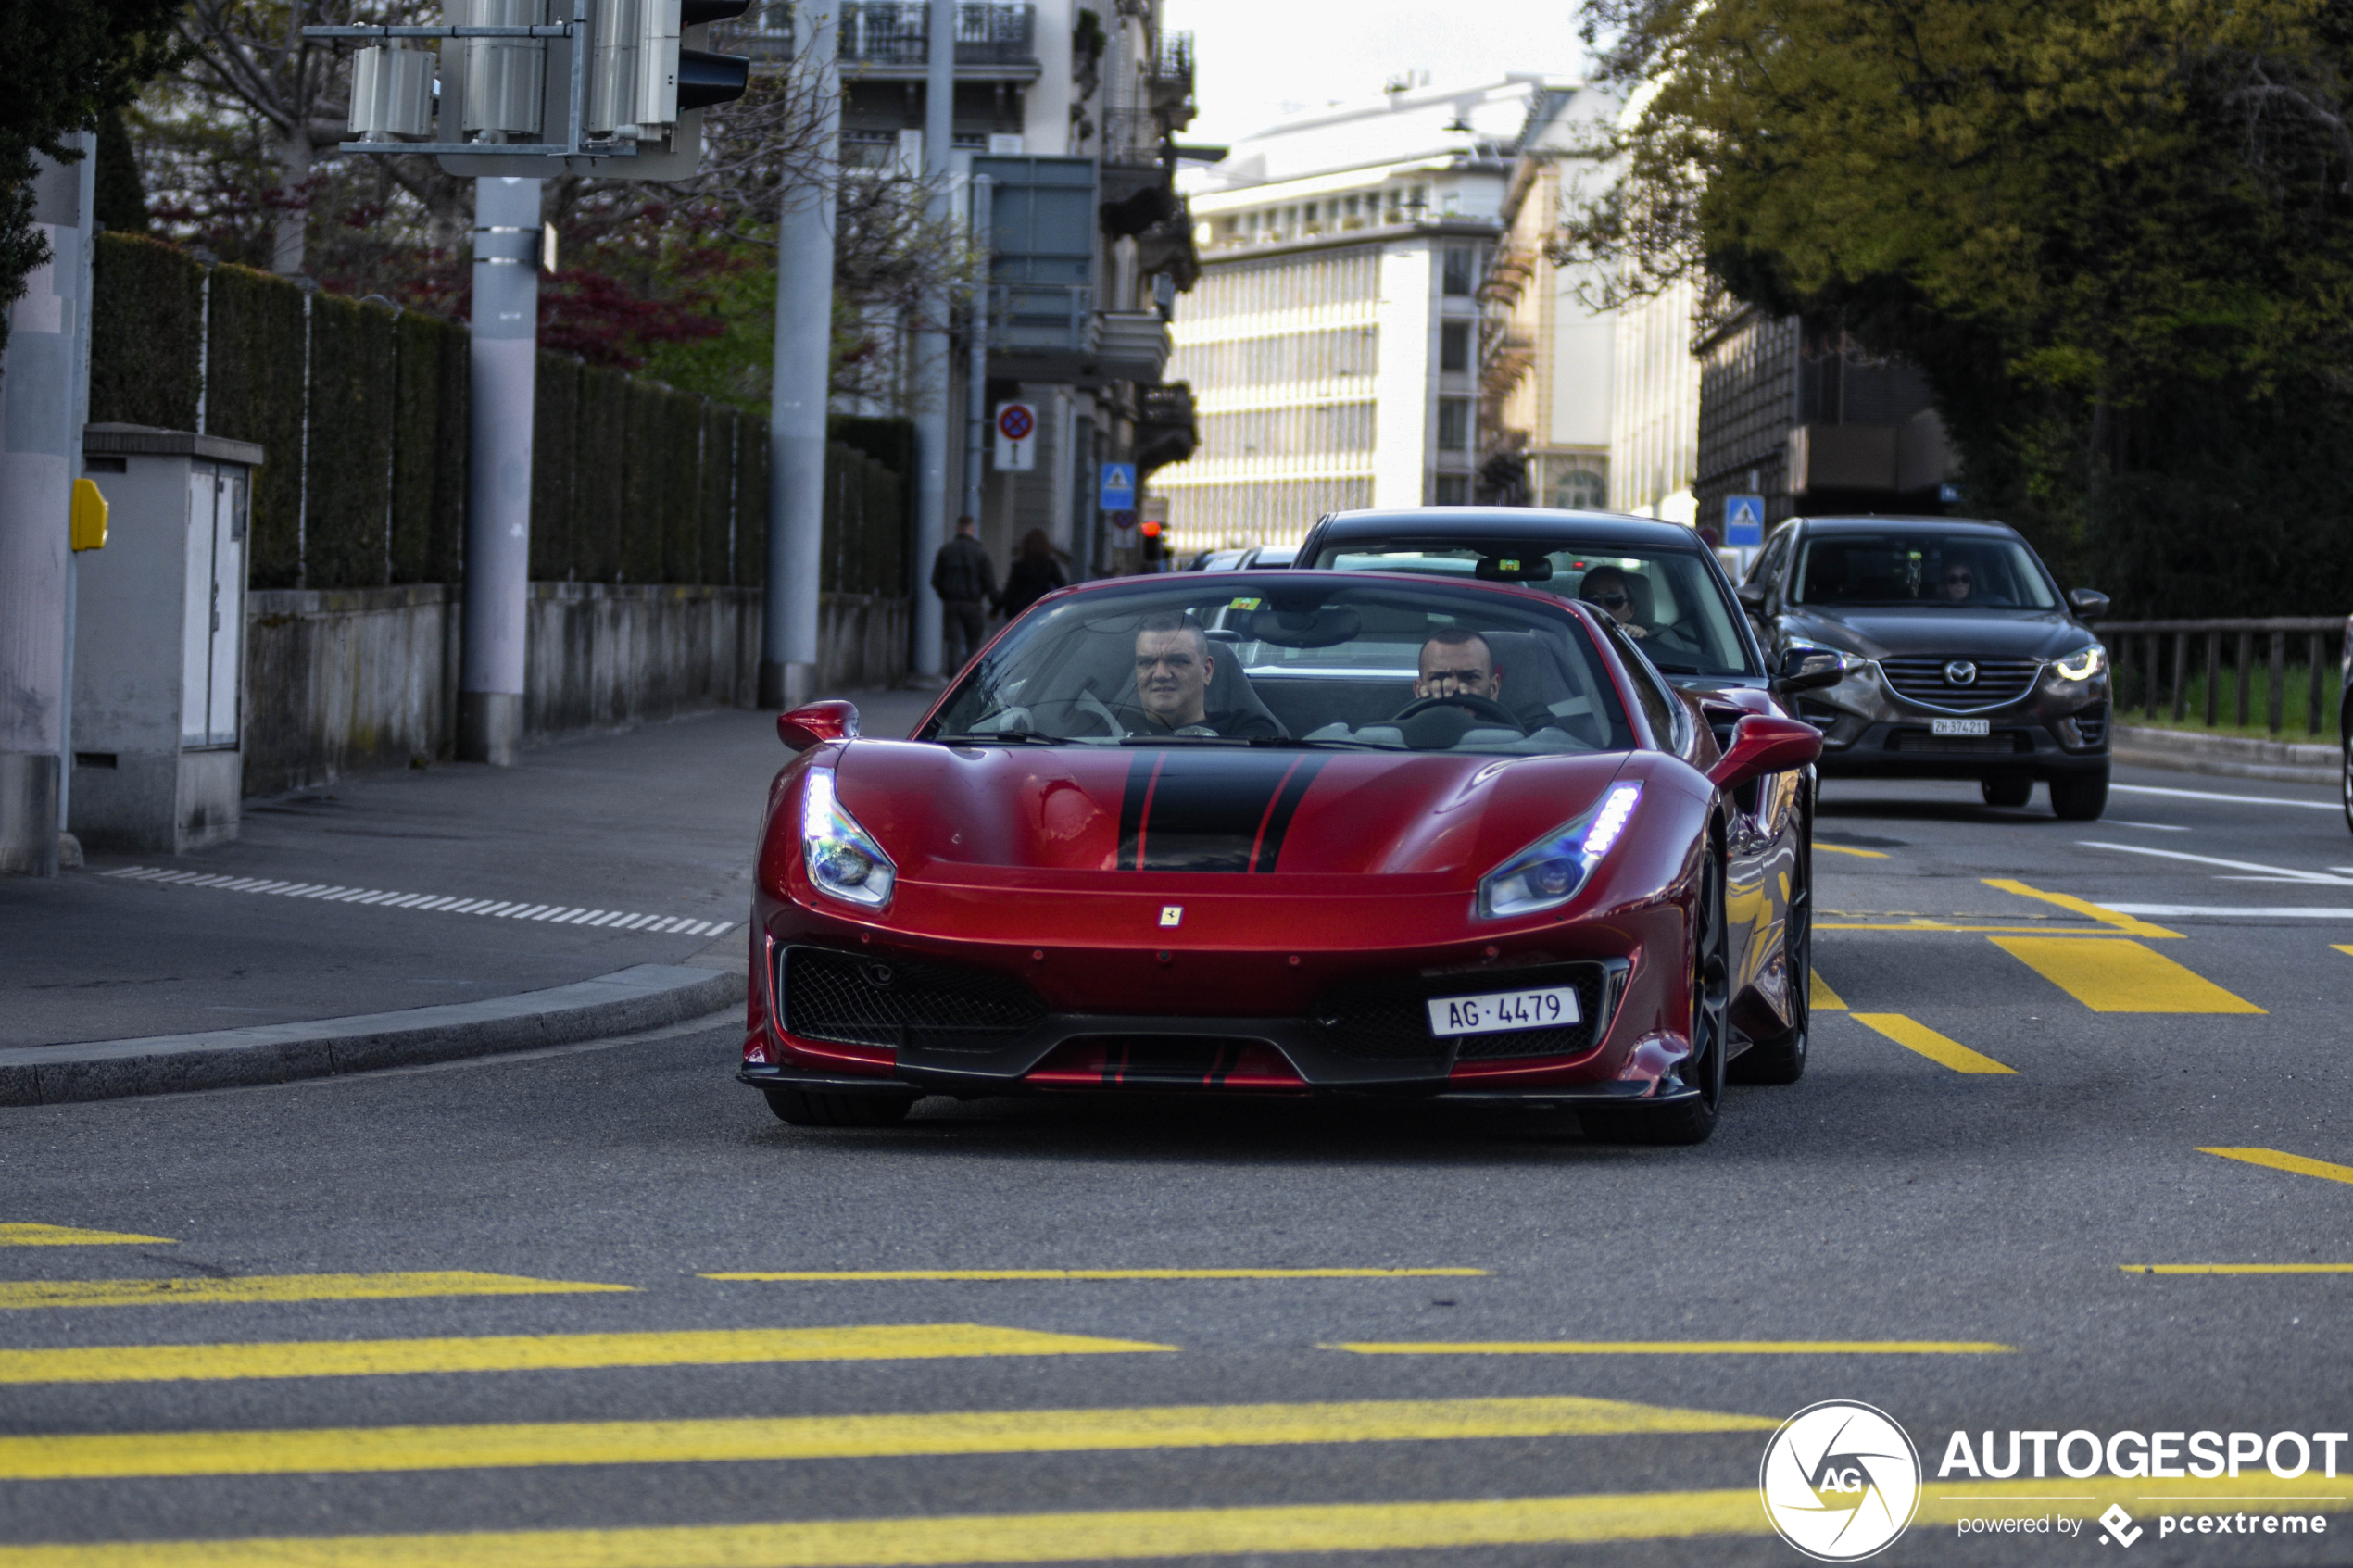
[993,403,1037,471]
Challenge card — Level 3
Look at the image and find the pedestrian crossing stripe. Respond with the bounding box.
[1848,1013,2017,1074]
[0,1272,631,1311]
[0,1395,1777,1481]
[1991,937,2263,1013]
[0,1224,173,1248]
[4,1478,2339,1566]
[0,1324,1175,1385]
[98,867,735,939]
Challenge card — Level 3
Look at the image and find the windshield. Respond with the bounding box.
[1305,539,1755,678]
[924,577,1635,757]
[1794,533,2059,609]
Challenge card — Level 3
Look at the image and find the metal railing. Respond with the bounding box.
[2103,617,2346,736]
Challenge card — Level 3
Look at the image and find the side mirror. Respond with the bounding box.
[2069,588,2109,622]
[1773,646,1848,694]
[1707,714,1822,792]
[1736,581,1769,613]
[778,699,860,753]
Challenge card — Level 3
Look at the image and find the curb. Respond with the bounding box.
[0,958,743,1107]
[2111,725,2341,789]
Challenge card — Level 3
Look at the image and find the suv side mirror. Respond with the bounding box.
[778,700,860,752]
[1736,581,1770,613]
[1773,646,1848,694]
[1707,715,1823,793]
[2069,588,2109,621]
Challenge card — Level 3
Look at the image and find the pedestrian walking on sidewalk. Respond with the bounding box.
[931,514,998,672]
[999,529,1069,622]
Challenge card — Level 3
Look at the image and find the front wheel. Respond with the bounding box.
[1585,841,1728,1145]
[2340,733,2351,836]
[762,1086,917,1127]
[2049,767,2109,822]
[1731,837,1808,1085]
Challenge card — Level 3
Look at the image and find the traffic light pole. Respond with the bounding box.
[760,0,840,711]
[457,176,543,766]
[907,0,955,679]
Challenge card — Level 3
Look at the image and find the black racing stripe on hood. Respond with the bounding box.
[1115,751,1328,872]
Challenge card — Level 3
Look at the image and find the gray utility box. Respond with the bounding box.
[69,425,265,854]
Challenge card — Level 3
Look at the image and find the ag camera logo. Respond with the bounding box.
[1759,1399,1922,1561]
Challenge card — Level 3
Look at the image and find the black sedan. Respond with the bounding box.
[1736,515,2111,819]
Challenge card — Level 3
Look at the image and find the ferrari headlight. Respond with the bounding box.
[1478,784,1642,920]
[2049,645,2108,683]
[801,769,896,909]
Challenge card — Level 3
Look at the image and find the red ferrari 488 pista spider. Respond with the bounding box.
[741,571,1820,1144]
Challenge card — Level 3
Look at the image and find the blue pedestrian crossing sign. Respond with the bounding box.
[1100,463,1137,511]
[1724,495,1766,547]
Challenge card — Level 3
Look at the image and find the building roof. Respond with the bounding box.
[1186,75,1585,195]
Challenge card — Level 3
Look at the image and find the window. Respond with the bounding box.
[1441,245,1474,295]
[1433,475,1469,505]
[1439,321,1471,373]
[1545,466,1605,509]
[1437,397,1471,451]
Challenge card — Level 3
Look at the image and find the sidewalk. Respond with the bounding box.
[0,690,935,1080]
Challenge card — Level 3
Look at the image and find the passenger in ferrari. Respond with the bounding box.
[1130,616,1280,738]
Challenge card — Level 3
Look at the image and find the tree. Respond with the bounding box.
[0,1,187,358]
[1567,0,2353,614]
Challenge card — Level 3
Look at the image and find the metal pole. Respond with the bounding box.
[761,0,840,710]
[906,0,955,678]
[458,175,543,765]
[963,175,993,525]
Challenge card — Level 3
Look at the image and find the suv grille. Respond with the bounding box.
[1879,656,2041,709]
[780,946,1047,1051]
[1316,963,1612,1062]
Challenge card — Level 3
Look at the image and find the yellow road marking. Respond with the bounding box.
[1982,878,2183,937]
[1849,1013,2018,1074]
[2334,944,2353,959]
[0,1396,1776,1481]
[2201,1148,2353,1187]
[0,1324,1171,1386]
[1808,969,1846,1010]
[1813,841,1888,859]
[1992,937,2263,1013]
[19,1476,2333,1567]
[0,1225,173,1248]
[702,1268,1485,1283]
[1325,1340,2011,1355]
[1818,920,2128,935]
[0,1273,631,1311]
[2123,1263,2353,1274]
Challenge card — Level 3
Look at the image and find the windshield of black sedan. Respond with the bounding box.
[1794,533,2059,609]
[1304,540,1754,678]
[924,581,1636,755]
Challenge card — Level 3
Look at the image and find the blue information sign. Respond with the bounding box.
[1724,495,1766,548]
[1100,463,1137,512]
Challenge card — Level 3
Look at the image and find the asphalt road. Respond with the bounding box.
[3,759,2350,1565]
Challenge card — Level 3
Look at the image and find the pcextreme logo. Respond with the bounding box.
[1758,1399,1923,1561]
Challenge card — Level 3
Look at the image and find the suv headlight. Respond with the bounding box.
[2049,645,2107,683]
[801,769,896,909]
[1478,784,1642,920]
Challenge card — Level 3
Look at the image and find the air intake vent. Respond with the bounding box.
[781,946,1046,1051]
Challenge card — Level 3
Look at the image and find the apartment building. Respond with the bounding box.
[1605,280,1701,523]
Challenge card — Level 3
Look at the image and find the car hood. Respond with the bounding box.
[831,741,1635,882]
[1783,607,2093,660]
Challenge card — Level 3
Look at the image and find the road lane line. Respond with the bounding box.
[1991,937,2264,1013]
[0,1395,1779,1481]
[0,1225,173,1248]
[0,1272,631,1311]
[0,1325,1176,1385]
[1327,1340,2012,1354]
[1849,1013,2018,1073]
[702,1269,1487,1283]
[2122,1263,2353,1274]
[1808,970,1846,1010]
[2096,905,2353,919]
[2111,781,2342,810]
[2200,1148,2353,1187]
[1817,919,2122,935]
[2078,841,2353,886]
[1813,842,1888,859]
[1982,878,2182,937]
[2334,944,2353,958]
[96,871,716,939]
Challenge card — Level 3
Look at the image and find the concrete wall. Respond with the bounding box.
[245,583,909,797]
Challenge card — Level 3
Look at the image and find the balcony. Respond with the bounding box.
[731,1,1039,79]
[1143,31,1195,128]
[1093,310,1172,383]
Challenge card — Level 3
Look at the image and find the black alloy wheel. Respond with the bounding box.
[2049,765,2109,822]
[762,1086,916,1127]
[1586,839,1729,1145]
[1730,834,1809,1085]
[1981,774,2032,808]
[2341,730,2352,836]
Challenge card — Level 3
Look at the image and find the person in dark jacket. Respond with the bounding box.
[999,529,1069,621]
[931,515,997,671]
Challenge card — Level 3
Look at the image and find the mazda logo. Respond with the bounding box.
[1944,660,1978,686]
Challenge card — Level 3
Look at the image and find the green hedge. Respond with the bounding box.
[89,234,915,596]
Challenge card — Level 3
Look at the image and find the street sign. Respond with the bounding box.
[994,402,1038,471]
[1100,462,1137,512]
[1724,494,1766,548]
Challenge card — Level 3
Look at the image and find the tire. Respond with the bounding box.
[1980,774,2032,808]
[2341,731,2351,836]
[2049,766,2109,822]
[1585,841,1729,1145]
[1730,834,1808,1085]
[762,1086,916,1127]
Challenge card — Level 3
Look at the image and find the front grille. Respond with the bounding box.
[1879,656,2041,709]
[1316,962,1611,1061]
[781,946,1047,1051]
[1887,729,2031,755]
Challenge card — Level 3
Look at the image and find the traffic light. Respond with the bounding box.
[591,0,751,139]
[1139,517,1164,569]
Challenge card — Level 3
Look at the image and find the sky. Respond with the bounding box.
[1167,0,1592,146]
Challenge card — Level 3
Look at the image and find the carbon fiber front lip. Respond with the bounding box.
[735,1063,1693,1105]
